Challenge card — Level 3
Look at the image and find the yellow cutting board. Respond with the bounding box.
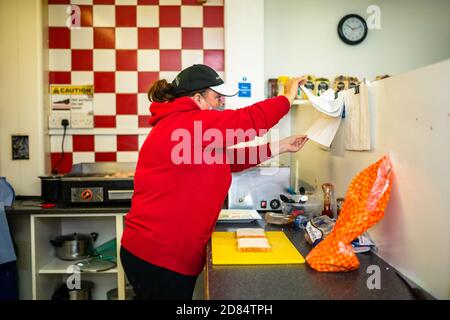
[211,231,305,265]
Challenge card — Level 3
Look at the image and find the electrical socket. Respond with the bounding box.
[49,113,71,129]
[71,113,93,128]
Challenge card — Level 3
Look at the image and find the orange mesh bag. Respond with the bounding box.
[306,156,393,272]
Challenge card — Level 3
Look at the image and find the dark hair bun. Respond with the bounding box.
[148,79,176,102]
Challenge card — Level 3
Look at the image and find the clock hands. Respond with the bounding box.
[346,24,355,31]
[346,24,363,36]
[339,15,367,44]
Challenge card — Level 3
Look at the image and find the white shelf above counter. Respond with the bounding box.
[292,99,312,106]
[38,258,118,274]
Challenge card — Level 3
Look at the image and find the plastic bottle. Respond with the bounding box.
[296,84,303,100]
[267,78,278,98]
[321,183,334,218]
[277,76,290,95]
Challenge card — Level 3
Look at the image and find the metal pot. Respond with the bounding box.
[52,280,94,300]
[50,232,98,261]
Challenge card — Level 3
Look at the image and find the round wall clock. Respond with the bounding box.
[338,14,368,45]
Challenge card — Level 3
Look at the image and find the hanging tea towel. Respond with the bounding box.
[300,85,344,117]
[301,86,345,147]
[343,85,371,150]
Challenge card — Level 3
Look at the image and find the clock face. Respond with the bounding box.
[338,14,368,45]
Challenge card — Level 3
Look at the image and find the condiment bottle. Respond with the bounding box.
[267,78,278,98]
[321,183,334,218]
[277,76,289,95]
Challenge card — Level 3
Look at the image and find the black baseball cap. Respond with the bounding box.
[171,64,238,97]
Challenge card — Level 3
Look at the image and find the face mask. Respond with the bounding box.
[200,95,213,110]
[201,94,225,111]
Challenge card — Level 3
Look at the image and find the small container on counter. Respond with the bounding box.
[264,212,295,226]
[280,195,322,219]
[293,215,308,229]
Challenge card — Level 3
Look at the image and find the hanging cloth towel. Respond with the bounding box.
[305,113,342,148]
[0,202,17,265]
[343,84,371,151]
[300,85,344,117]
[302,87,345,147]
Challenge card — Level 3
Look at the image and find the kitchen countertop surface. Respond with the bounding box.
[206,215,423,300]
[5,197,130,214]
[7,199,430,300]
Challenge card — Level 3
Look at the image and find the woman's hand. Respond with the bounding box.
[283,77,306,105]
[271,135,309,156]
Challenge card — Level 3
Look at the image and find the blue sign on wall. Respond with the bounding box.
[238,82,251,98]
[238,90,251,98]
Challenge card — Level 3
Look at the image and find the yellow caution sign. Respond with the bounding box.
[50,85,94,95]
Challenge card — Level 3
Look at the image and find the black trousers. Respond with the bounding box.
[120,247,198,300]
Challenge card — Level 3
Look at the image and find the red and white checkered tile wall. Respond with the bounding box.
[48,0,225,173]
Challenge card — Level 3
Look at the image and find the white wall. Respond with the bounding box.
[224,0,265,108]
[264,0,450,172]
[264,0,450,81]
[263,0,450,299]
[225,0,291,166]
[291,60,450,299]
[0,0,47,195]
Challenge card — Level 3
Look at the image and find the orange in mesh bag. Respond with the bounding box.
[306,156,393,272]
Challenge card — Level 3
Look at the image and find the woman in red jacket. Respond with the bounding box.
[120,64,309,300]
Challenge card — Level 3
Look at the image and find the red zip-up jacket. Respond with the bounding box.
[121,95,290,276]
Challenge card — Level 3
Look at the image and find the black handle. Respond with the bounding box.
[52,284,69,300]
[279,195,295,203]
[50,239,62,247]
[91,232,99,242]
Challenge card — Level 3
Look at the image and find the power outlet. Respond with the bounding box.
[49,113,71,129]
[71,113,93,128]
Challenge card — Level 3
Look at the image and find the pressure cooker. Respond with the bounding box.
[50,232,98,261]
[52,280,94,300]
